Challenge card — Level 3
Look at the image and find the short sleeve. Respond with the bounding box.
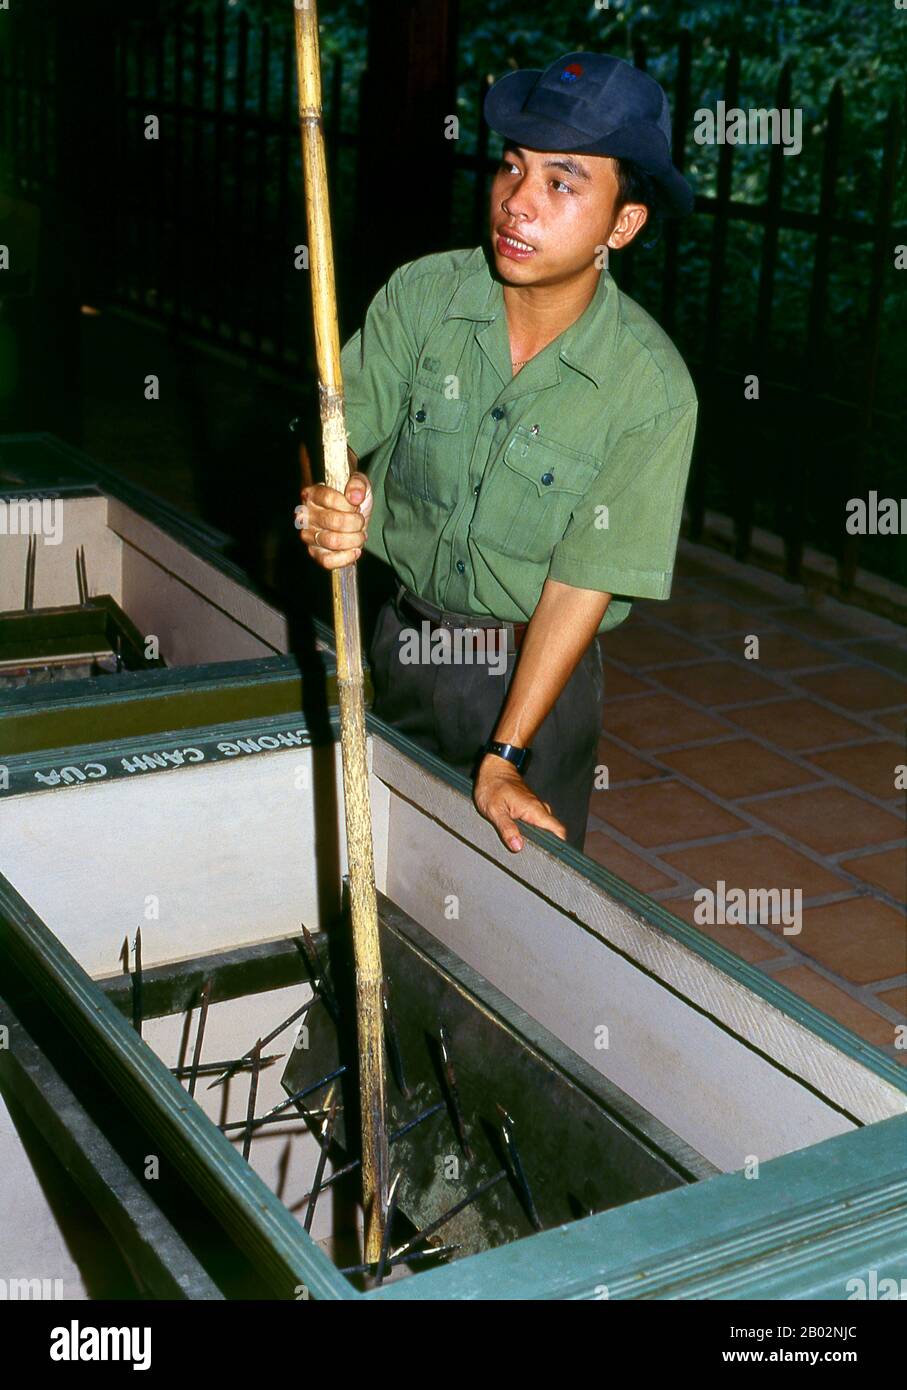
[340,264,420,460]
[547,401,698,600]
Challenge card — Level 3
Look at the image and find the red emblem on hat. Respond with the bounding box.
[560,62,583,82]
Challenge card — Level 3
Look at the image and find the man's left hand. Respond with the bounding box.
[473,754,567,852]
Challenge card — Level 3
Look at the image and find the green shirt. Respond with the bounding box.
[340,245,697,634]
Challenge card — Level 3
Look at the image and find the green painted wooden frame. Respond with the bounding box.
[366,1111,907,1300]
[1,855,905,1301]
[0,593,163,671]
[3,706,905,1095]
[2,432,905,1299]
[0,872,356,1302]
[1,710,906,1298]
[0,432,358,755]
[0,652,352,757]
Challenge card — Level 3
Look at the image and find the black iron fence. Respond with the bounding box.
[2,2,904,592]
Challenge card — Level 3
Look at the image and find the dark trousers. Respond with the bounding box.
[367,591,604,849]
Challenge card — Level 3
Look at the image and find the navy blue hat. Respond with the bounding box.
[484,52,693,218]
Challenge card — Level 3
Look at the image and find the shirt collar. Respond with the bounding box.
[442,245,620,388]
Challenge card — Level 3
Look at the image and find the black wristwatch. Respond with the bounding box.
[482,739,531,774]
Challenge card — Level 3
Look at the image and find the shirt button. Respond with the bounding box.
[456,560,466,574]
[473,484,480,495]
[541,472,554,486]
[491,407,505,420]
[414,408,426,422]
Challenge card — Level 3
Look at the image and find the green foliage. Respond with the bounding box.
[146,0,907,583]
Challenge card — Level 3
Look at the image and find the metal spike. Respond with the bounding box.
[374,1170,402,1285]
[241,1039,263,1161]
[439,1025,473,1161]
[303,1089,339,1234]
[206,997,314,1090]
[218,1099,337,1135]
[24,534,36,610]
[339,1244,460,1277]
[496,1104,542,1231]
[382,980,410,1099]
[75,545,88,605]
[295,925,339,1022]
[131,928,143,1037]
[186,980,211,1098]
[263,1063,346,1122]
[221,1063,346,1135]
[390,1099,446,1144]
[172,1054,283,1079]
[391,1169,508,1262]
[292,1101,444,1209]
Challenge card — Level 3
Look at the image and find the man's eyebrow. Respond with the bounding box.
[503,143,592,182]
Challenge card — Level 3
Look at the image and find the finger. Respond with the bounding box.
[344,471,372,509]
[312,546,362,570]
[305,483,359,514]
[296,513,363,566]
[488,809,524,853]
[308,522,366,550]
[295,503,355,538]
[516,802,568,840]
[306,507,366,541]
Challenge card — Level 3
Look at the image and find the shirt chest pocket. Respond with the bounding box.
[471,429,601,562]
[388,388,469,508]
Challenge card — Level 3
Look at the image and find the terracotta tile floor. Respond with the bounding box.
[584,542,907,1065]
[805,741,905,800]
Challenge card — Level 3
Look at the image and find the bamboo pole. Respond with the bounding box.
[292,0,388,1262]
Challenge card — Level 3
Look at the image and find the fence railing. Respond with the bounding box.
[2,2,904,593]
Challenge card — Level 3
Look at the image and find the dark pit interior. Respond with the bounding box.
[281,894,716,1274]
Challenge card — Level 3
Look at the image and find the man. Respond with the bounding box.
[297,52,697,855]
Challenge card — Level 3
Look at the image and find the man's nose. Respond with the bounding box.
[502,185,536,219]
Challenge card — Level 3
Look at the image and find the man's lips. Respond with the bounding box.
[496,228,537,257]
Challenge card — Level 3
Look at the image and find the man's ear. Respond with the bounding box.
[607,201,649,251]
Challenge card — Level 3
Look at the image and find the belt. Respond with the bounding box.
[395,584,528,654]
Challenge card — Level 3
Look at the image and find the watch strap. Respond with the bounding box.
[483,739,531,773]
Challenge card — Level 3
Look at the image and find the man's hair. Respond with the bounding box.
[613,157,663,249]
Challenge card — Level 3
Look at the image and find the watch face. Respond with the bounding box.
[485,740,528,772]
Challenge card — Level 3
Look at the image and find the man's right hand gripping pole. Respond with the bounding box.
[296,447,372,570]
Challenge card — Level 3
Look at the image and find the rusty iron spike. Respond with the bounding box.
[172,1055,283,1079]
[187,979,211,1098]
[382,980,411,1099]
[438,1024,474,1162]
[241,1039,263,1161]
[391,1170,508,1262]
[296,925,340,1022]
[131,927,143,1037]
[291,1101,445,1210]
[220,1064,347,1135]
[496,1104,542,1231]
[304,1089,339,1234]
[339,1244,460,1277]
[218,1099,337,1135]
[206,996,315,1090]
[373,1170,402,1286]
